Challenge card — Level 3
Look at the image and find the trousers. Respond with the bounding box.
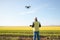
[33,31,40,40]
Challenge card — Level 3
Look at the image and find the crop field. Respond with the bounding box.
[0,26,60,40]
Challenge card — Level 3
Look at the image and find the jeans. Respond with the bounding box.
[33,31,40,40]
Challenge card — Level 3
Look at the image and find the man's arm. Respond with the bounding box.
[32,22,34,27]
[39,23,41,27]
[30,22,34,28]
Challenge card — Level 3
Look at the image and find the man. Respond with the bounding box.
[30,17,41,40]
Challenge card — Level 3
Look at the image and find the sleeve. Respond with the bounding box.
[39,23,41,27]
[32,22,34,27]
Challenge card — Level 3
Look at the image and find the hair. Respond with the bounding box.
[35,17,38,21]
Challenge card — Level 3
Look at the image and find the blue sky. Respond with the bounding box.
[0,0,60,26]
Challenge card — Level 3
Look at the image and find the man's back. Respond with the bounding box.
[33,21,40,31]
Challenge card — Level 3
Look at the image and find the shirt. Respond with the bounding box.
[32,21,41,31]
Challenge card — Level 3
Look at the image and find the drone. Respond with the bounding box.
[25,5,31,9]
[25,0,31,9]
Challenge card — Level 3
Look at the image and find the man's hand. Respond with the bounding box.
[30,25,32,27]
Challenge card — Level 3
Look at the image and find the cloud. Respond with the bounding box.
[19,11,35,15]
[48,8,56,10]
[37,3,56,10]
[18,8,39,15]
[41,3,56,10]
[38,3,48,9]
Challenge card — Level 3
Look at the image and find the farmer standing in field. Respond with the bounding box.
[30,17,41,40]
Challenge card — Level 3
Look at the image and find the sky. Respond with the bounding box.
[0,0,60,26]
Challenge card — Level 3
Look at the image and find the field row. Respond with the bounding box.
[0,30,60,36]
